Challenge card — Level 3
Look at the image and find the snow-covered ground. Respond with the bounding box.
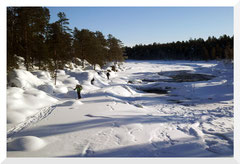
[7,60,233,157]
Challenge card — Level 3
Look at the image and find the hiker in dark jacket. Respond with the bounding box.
[91,78,95,85]
[106,72,110,80]
[74,84,82,99]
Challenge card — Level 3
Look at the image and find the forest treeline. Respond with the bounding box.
[125,35,233,61]
[7,7,124,74]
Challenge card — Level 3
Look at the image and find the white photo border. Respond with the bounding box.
[1,0,239,164]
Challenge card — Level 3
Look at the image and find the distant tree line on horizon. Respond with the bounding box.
[7,7,124,74]
[125,35,233,61]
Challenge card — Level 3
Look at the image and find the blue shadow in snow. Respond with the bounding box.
[57,133,233,157]
[10,114,195,138]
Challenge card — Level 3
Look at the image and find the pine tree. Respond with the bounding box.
[46,22,62,85]
[14,7,33,71]
[107,34,124,63]
[56,12,72,69]
[210,47,216,60]
[7,7,19,72]
[95,31,108,67]
[202,46,209,61]
[46,12,73,85]
[57,12,71,33]
[30,7,50,70]
[73,27,82,64]
[85,32,101,69]
[224,45,233,60]
[73,29,92,68]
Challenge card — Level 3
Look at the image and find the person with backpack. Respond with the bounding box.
[106,72,110,80]
[74,84,83,99]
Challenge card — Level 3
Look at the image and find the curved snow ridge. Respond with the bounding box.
[7,105,57,138]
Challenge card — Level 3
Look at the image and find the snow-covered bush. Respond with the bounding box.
[94,64,102,71]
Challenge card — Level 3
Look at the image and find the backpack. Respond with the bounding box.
[76,84,82,90]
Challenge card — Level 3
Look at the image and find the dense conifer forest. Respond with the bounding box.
[125,35,233,61]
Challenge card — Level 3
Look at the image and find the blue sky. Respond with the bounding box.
[48,7,233,47]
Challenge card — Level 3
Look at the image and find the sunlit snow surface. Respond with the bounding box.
[7,60,233,157]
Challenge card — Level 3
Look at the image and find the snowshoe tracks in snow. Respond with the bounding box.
[7,105,56,138]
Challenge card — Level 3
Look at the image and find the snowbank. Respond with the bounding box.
[68,70,109,91]
[6,64,110,126]
[32,71,52,82]
[38,84,54,94]
[8,69,43,89]
[7,87,58,124]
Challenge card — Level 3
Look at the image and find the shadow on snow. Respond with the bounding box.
[10,114,194,138]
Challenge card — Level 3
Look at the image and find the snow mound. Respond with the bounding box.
[73,100,83,106]
[8,136,46,151]
[68,70,109,91]
[7,87,58,124]
[7,69,43,89]
[32,71,52,82]
[14,55,25,69]
[38,84,54,94]
[67,71,92,86]
[92,72,109,87]
[47,70,79,93]
[78,72,94,85]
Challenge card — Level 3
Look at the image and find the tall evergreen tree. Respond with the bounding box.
[73,29,92,68]
[95,31,108,66]
[210,47,216,60]
[14,7,33,71]
[56,12,72,69]
[46,12,72,85]
[31,7,50,70]
[46,22,62,85]
[7,7,18,72]
[107,34,124,63]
